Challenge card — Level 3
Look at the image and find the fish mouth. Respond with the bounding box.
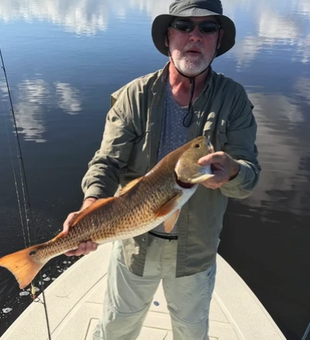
[175,172,195,188]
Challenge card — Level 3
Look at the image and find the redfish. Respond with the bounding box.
[0,136,214,289]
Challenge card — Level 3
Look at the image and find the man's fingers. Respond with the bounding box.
[202,178,224,189]
[64,240,98,257]
[64,250,77,256]
[202,180,225,189]
[63,211,80,234]
[198,151,226,166]
[63,208,99,257]
[63,201,99,257]
[201,168,229,189]
[91,242,98,251]
[198,154,212,166]
[82,241,98,255]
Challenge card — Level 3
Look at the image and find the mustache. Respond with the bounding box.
[184,44,205,53]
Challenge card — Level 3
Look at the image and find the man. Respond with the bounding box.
[63,0,260,339]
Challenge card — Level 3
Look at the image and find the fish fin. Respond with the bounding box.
[118,177,143,196]
[155,192,183,218]
[190,174,214,184]
[0,245,46,289]
[164,209,180,233]
[71,197,116,226]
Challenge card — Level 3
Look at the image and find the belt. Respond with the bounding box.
[148,231,178,240]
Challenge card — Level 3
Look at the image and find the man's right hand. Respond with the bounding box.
[63,197,99,256]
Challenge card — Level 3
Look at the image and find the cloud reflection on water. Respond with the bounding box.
[223,0,310,66]
[1,0,309,65]
[0,78,82,143]
[55,83,81,115]
[0,0,170,35]
[293,77,310,105]
[0,0,109,35]
[15,79,49,143]
[245,89,309,213]
[233,14,309,67]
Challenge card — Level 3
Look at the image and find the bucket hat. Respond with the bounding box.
[152,0,236,57]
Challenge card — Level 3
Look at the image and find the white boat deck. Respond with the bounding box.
[1,243,286,340]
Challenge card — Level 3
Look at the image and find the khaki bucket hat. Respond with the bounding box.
[152,0,236,57]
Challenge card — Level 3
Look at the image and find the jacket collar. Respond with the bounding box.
[152,61,214,97]
[151,62,170,95]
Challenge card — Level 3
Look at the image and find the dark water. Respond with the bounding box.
[0,0,309,339]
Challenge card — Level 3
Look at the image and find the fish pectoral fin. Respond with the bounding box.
[190,174,214,184]
[118,177,143,196]
[155,192,183,218]
[72,197,116,226]
[164,209,180,233]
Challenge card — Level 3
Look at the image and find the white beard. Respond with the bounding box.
[169,43,216,77]
[173,54,209,76]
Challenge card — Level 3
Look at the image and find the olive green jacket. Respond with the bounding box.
[81,63,260,277]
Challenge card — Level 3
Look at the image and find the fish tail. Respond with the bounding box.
[0,245,46,289]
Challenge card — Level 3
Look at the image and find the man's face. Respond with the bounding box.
[166,16,224,77]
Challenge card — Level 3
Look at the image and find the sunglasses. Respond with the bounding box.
[170,19,221,34]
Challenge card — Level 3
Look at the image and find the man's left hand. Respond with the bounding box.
[198,151,240,189]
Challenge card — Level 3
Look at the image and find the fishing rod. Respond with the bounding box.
[0,46,52,340]
[301,321,310,340]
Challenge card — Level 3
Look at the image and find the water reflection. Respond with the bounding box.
[233,37,262,68]
[55,83,81,115]
[293,77,310,105]
[0,0,310,339]
[0,0,109,35]
[223,0,310,66]
[258,11,310,63]
[0,81,8,97]
[246,90,309,211]
[252,92,304,123]
[0,78,82,142]
[259,12,300,43]
[296,0,310,15]
[128,0,170,18]
[223,0,310,18]
[1,0,309,24]
[0,0,171,35]
[1,0,309,64]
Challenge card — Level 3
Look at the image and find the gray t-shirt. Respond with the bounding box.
[152,81,189,237]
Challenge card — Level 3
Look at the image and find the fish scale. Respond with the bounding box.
[0,136,214,289]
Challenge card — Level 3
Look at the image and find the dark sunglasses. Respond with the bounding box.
[170,19,221,34]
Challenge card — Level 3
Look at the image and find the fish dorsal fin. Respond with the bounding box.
[71,197,116,226]
[164,209,180,233]
[118,177,143,196]
[155,192,183,218]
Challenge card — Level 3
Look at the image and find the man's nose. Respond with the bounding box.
[189,25,203,42]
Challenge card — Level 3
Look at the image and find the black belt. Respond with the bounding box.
[148,231,178,240]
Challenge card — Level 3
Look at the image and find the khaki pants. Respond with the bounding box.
[93,236,216,340]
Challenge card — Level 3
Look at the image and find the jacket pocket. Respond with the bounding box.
[202,119,228,152]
